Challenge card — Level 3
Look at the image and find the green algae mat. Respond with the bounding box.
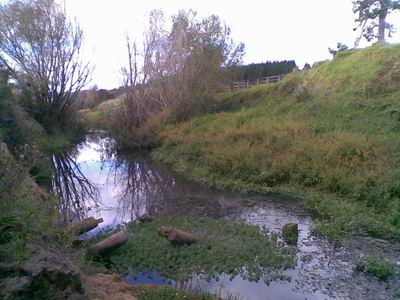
[101,217,295,283]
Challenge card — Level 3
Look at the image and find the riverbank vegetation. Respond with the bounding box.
[82,43,400,243]
[2,0,400,297]
[152,43,400,243]
[105,10,244,149]
[0,1,101,298]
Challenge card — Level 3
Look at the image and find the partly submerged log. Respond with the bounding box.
[87,231,128,256]
[159,226,197,246]
[65,217,104,236]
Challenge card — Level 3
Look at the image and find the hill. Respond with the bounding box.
[153,43,400,242]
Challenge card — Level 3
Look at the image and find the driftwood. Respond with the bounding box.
[159,226,197,245]
[65,217,104,236]
[87,231,128,256]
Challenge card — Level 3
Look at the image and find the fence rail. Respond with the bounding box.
[226,74,286,91]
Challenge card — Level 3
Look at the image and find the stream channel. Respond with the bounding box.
[53,133,400,300]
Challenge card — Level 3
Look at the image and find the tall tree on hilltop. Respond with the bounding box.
[353,0,400,46]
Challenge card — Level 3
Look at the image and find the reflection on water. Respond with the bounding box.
[51,152,100,223]
[52,134,397,300]
[56,132,238,230]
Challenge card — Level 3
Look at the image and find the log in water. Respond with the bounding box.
[88,231,129,256]
[159,226,197,245]
[66,217,104,236]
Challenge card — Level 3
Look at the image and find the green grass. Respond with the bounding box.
[355,255,396,281]
[0,135,59,265]
[137,285,242,300]
[138,286,216,300]
[153,43,400,242]
[79,97,124,130]
[92,217,294,283]
[0,174,58,263]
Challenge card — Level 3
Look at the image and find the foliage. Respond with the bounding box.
[112,10,244,149]
[0,0,91,128]
[153,44,400,242]
[355,255,396,280]
[96,217,294,283]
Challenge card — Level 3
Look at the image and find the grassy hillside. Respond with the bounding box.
[153,43,400,243]
[80,97,124,130]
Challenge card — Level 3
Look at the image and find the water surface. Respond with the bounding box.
[53,133,399,300]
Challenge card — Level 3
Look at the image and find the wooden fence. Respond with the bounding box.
[226,74,286,91]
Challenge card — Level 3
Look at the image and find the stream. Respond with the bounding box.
[53,133,400,300]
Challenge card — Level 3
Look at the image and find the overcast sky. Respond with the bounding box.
[66,0,400,89]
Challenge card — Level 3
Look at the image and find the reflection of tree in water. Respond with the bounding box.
[107,147,224,222]
[110,151,178,222]
[52,152,99,223]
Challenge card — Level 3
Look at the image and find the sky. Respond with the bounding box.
[65,0,400,89]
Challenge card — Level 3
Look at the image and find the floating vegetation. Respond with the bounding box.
[104,217,295,283]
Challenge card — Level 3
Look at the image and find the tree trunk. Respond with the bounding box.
[87,231,129,256]
[159,226,197,245]
[378,11,388,42]
[65,217,103,236]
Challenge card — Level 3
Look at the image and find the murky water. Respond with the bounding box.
[54,133,400,300]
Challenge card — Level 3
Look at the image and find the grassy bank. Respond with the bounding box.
[0,144,58,263]
[153,44,400,243]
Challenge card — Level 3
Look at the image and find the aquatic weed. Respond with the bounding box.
[104,217,295,282]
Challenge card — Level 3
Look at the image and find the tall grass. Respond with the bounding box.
[154,44,400,242]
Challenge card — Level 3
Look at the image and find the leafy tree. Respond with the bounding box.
[353,0,400,45]
[0,0,91,128]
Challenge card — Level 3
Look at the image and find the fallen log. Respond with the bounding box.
[65,217,104,236]
[159,226,197,246]
[87,231,128,256]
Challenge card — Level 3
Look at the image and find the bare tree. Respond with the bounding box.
[114,10,244,148]
[0,0,91,126]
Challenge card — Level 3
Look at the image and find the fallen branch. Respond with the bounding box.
[87,231,128,256]
[65,217,103,236]
[159,226,197,245]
